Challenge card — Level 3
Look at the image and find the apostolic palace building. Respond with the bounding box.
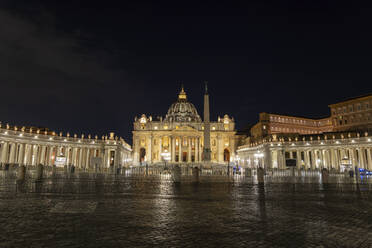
[237,94,372,171]
[0,86,371,172]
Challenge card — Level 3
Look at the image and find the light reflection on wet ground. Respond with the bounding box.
[1,177,372,247]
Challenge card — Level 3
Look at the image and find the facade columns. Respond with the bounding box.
[158,136,162,162]
[217,135,223,163]
[171,136,175,162]
[147,136,152,163]
[195,137,199,162]
[178,137,182,163]
[188,137,192,162]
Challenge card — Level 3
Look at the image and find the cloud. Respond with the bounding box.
[0,7,139,140]
[0,8,129,101]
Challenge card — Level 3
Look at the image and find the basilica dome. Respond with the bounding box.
[164,87,202,122]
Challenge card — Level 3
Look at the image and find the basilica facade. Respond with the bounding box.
[132,87,236,165]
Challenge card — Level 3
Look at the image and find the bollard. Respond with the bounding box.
[193,167,199,183]
[36,164,43,180]
[321,168,329,184]
[245,168,252,177]
[17,165,26,181]
[52,164,56,174]
[257,167,265,184]
[173,165,181,183]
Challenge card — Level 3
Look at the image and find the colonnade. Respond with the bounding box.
[237,136,372,171]
[0,129,132,169]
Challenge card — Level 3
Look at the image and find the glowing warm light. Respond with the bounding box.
[4,131,8,135]
[160,150,171,161]
[254,152,264,158]
[19,133,23,137]
[49,137,53,140]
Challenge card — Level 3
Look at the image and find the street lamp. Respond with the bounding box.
[161,150,171,168]
[254,152,264,168]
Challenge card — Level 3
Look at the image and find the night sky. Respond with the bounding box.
[1,0,371,144]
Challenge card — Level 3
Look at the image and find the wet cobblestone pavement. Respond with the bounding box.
[1,178,372,247]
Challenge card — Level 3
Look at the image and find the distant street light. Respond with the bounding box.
[254,152,264,168]
[161,150,171,167]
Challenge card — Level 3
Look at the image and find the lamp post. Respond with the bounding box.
[161,150,171,168]
[254,152,264,168]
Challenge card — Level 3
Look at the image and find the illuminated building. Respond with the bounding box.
[0,124,132,169]
[237,94,372,171]
[329,94,372,132]
[132,86,236,165]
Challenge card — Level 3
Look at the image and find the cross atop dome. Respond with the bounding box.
[178,84,187,100]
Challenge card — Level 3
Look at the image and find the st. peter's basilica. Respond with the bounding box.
[132,86,236,165]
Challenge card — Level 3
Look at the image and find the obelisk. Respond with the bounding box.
[203,81,211,163]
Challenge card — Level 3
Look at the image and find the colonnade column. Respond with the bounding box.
[78,148,83,168]
[366,148,372,170]
[0,142,9,164]
[8,143,16,164]
[17,144,25,165]
[296,150,301,169]
[39,146,46,165]
[85,148,90,168]
[65,147,71,165]
[304,150,309,169]
[334,149,340,170]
